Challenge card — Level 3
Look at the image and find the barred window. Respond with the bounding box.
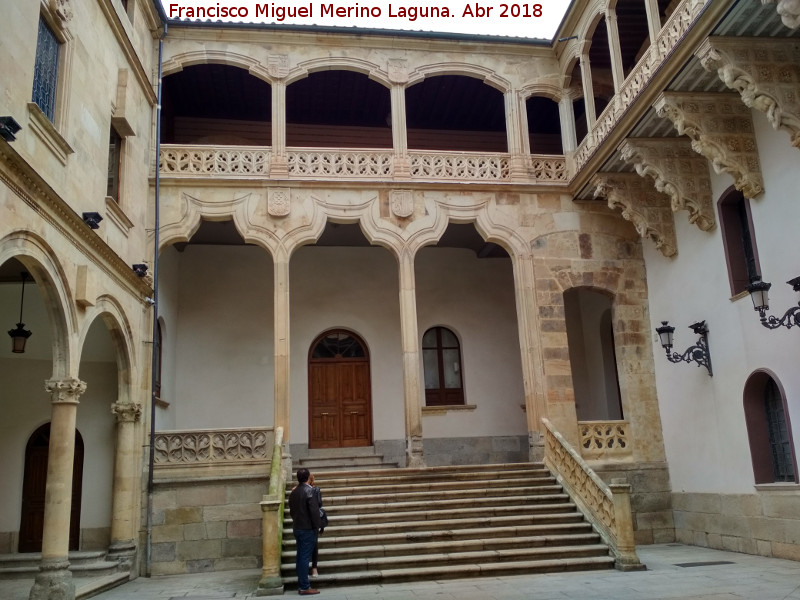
[32,16,60,122]
[107,127,122,201]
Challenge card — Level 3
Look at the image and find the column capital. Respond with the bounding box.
[45,378,86,405]
[111,402,142,423]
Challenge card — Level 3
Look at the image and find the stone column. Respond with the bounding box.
[29,378,86,600]
[643,0,662,43]
[390,84,410,178]
[108,401,142,568]
[274,251,291,438]
[505,89,528,180]
[579,50,597,131]
[559,95,578,153]
[270,81,288,178]
[397,250,424,467]
[605,9,625,92]
[511,254,547,462]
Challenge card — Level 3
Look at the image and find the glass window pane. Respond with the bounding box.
[422,329,437,348]
[440,328,458,347]
[33,17,60,122]
[423,349,439,389]
[442,349,462,388]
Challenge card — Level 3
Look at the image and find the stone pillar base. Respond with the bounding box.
[255,576,284,596]
[529,430,545,463]
[406,435,425,468]
[29,559,74,600]
[107,540,136,571]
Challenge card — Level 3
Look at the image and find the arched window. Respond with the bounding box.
[718,187,760,296]
[744,371,797,484]
[422,327,464,406]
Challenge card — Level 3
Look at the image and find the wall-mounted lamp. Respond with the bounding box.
[0,116,21,142]
[82,212,103,230]
[7,272,32,354]
[132,264,148,277]
[655,320,713,376]
[746,276,800,330]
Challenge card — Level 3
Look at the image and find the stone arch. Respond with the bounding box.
[287,57,391,88]
[77,295,136,405]
[406,63,511,93]
[161,50,274,84]
[0,231,75,378]
[520,83,566,103]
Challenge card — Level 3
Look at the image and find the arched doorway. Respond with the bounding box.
[19,423,83,552]
[308,329,372,448]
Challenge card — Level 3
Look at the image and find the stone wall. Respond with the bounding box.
[594,462,675,546]
[148,477,267,575]
[673,491,800,561]
[423,436,530,467]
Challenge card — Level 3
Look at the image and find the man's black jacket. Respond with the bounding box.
[288,482,322,530]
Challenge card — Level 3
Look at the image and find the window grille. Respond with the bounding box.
[32,16,60,122]
[765,379,795,482]
[107,127,122,200]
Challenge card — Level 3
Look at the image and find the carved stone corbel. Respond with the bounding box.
[592,173,678,258]
[696,37,800,148]
[761,0,800,29]
[655,92,764,198]
[618,138,715,230]
[50,0,73,23]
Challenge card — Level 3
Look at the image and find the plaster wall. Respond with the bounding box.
[155,247,180,430]
[645,110,800,495]
[171,245,275,430]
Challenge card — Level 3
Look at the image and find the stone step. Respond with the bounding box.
[315,484,564,506]
[287,476,557,497]
[282,555,616,588]
[283,532,603,561]
[76,572,130,599]
[296,455,394,470]
[303,464,549,486]
[0,551,120,580]
[282,543,611,575]
[285,498,575,528]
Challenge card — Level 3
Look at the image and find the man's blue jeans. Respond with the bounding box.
[293,528,318,591]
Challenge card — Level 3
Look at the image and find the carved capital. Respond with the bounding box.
[592,173,678,258]
[618,138,715,230]
[111,402,142,423]
[388,59,409,84]
[762,0,800,29]
[267,55,288,79]
[268,187,291,217]
[696,37,800,148]
[45,378,87,405]
[390,189,414,218]
[655,92,764,198]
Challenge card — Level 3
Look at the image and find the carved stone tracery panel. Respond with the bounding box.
[655,92,764,198]
[592,172,678,258]
[618,138,715,230]
[696,37,800,148]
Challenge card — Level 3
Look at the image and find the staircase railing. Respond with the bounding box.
[541,418,643,570]
[257,426,286,595]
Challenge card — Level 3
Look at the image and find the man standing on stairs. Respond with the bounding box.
[289,468,323,595]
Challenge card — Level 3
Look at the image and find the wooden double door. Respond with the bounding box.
[308,330,373,448]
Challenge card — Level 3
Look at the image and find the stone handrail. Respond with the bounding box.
[160,144,270,176]
[153,427,273,465]
[572,0,710,172]
[578,420,632,460]
[542,418,642,570]
[258,426,286,595]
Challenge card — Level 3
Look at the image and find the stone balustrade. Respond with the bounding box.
[153,427,274,478]
[542,418,642,570]
[578,420,633,460]
[160,145,270,177]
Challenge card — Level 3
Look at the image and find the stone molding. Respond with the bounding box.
[50,0,73,23]
[696,37,800,148]
[111,402,142,423]
[45,378,87,405]
[761,0,800,29]
[592,172,678,258]
[618,137,715,231]
[655,91,764,198]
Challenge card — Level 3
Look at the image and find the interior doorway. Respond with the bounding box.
[19,423,84,552]
[308,329,373,448]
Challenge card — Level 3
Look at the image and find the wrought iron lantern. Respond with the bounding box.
[7,272,32,353]
[746,276,800,331]
[655,320,712,376]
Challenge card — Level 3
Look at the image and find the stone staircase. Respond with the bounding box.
[293,446,403,473]
[0,550,122,580]
[281,462,615,589]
